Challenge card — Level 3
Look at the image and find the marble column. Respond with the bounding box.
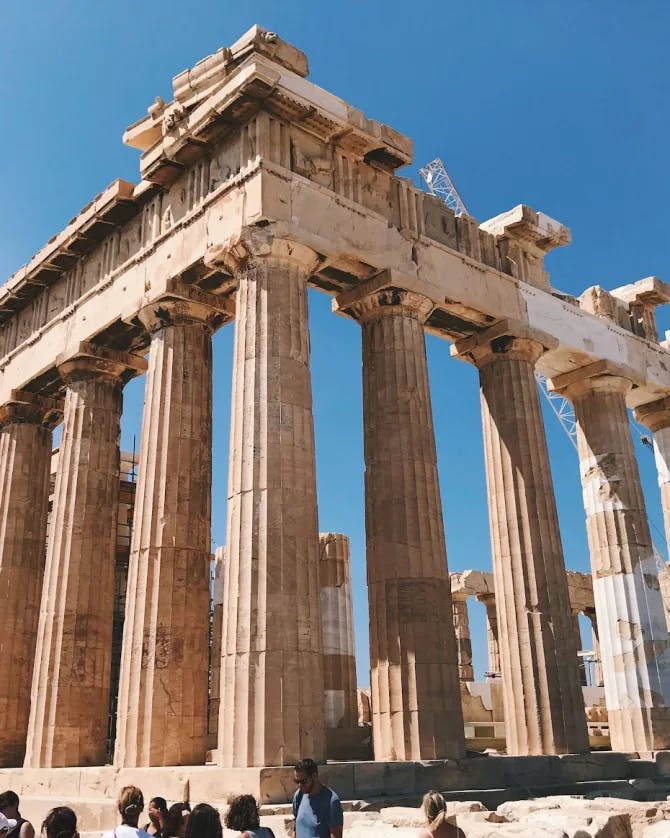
[25,344,146,767]
[218,238,325,767]
[585,610,604,687]
[477,592,501,679]
[347,286,465,761]
[453,328,588,755]
[0,392,62,766]
[554,370,670,751]
[659,564,670,633]
[571,612,587,686]
[635,398,670,560]
[208,547,225,742]
[319,533,358,730]
[451,593,474,682]
[114,289,228,767]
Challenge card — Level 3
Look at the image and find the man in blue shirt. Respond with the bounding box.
[292,758,343,838]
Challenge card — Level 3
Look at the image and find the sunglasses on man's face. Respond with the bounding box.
[295,777,311,786]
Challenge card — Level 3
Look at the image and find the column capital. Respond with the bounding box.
[138,282,234,334]
[204,227,320,278]
[0,390,63,430]
[634,396,670,432]
[334,270,433,324]
[347,287,433,324]
[451,319,557,369]
[57,342,147,386]
[548,359,640,401]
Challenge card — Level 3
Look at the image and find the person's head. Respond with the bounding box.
[41,806,78,838]
[293,759,320,796]
[184,803,221,838]
[422,790,448,830]
[163,802,186,837]
[117,785,144,827]
[0,791,19,818]
[224,795,261,831]
[148,797,168,826]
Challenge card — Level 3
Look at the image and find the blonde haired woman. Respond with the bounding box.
[418,791,464,838]
[103,786,151,838]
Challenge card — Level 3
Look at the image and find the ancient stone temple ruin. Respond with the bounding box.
[3,24,670,825]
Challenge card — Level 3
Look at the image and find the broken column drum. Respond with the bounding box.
[319,533,358,730]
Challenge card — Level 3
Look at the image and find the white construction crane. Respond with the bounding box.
[419,157,469,217]
[534,373,579,451]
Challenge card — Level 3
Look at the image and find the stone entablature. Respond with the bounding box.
[2,31,670,408]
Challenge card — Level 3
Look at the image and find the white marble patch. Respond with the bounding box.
[593,555,670,710]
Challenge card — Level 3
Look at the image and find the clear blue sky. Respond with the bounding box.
[2,2,669,685]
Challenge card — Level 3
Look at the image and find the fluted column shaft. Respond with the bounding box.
[208,547,225,740]
[586,610,604,687]
[455,332,588,755]
[571,612,587,686]
[319,533,358,730]
[478,593,501,679]
[115,292,226,767]
[351,288,464,761]
[634,398,670,577]
[655,428,670,550]
[452,594,474,682]
[659,565,670,633]
[25,345,145,767]
[0,393,62,766]
[561,375,670,750]
[218,242,325,767]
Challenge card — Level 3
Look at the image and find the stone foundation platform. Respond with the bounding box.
[2,752,670,833]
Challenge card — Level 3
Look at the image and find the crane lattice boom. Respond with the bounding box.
[419,157,469,217]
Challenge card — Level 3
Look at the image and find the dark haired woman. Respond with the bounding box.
[161,804,187,838]
[144,798,168,837]
[41,807,78,838]
[224,796,275,838]
[183,804,221,838]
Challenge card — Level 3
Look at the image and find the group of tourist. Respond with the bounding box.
[0,787,270,838]
[0,758,463,838]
